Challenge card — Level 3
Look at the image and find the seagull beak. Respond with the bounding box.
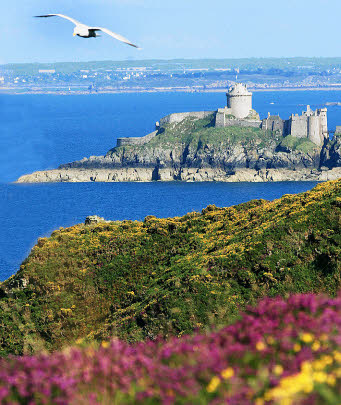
[73,33,76,36]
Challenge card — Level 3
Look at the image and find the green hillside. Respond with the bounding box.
[0,179,340,356]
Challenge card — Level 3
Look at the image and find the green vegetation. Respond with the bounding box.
[279,135,318,153]
[115,115,282,154]
[0,179,340,356]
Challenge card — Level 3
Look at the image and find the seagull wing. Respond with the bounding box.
[92,27,139,48]
[35,14,84,26]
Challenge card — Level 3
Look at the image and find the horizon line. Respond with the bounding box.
[2,56,341,67]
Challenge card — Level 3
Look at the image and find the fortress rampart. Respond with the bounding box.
[116,130,158,147]
[287,106,328,146]
[158,111,214,126]
[215,110,261,128]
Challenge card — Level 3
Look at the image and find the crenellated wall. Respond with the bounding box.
[287,106,329,146]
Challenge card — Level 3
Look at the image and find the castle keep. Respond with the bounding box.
[215,83,261,128]
[116,83,330,147]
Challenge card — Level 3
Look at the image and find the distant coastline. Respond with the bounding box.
[2,86,341,96]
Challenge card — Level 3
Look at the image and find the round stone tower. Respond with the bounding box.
[226,83,252,119]
[319,108,328,141]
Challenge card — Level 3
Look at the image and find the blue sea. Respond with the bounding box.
[1,90,341,281]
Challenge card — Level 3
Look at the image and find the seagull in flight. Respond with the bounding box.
[35,14,140,48]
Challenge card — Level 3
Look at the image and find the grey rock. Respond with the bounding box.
[85,215,108,225]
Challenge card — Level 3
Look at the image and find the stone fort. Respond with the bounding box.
[116,83,329,147]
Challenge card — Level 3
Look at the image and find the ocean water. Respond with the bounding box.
[1,90,341,280]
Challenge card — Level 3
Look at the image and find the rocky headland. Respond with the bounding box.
[17,112,341,183]
[16,82,341,183]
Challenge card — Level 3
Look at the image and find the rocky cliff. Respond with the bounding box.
[17,115,341,183]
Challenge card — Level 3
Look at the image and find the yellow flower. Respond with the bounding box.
[221,367,234,380]
[256,341,266,351]
[301,333,314,343]
[327,375,336,386]
[207,376,220,393]
[311,341,320,351]
[302,382,314,394]
[254,399,264,405]
[101,341,110,348]
[333,351,341,363]
[293,343,301,352]
[325,355,333,365]
[334,368,341,378]
[279,399,293,405]
[313,360,325,370]
[274,365,284,376]
[313,371,327,383]
[301,361,312,373]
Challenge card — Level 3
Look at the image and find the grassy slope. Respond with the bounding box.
[0,180,340,356]
[278,135,319,153]
[111,115,282,156]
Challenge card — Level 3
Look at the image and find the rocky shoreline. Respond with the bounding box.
[15,101,341,184]
[16,167,341,183]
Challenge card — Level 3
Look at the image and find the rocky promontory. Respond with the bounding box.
[17,113,341,183]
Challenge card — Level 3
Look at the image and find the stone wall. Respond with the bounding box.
[290,115,308,139]
[215,109,261,129]
[261,116,285,133]
[223,119,262,128]
[116,130,158,147]
[215,110,226,128]
[286,107,329,146]
[159,111,214,126]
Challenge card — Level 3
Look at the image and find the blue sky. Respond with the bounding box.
[1,0,340,64]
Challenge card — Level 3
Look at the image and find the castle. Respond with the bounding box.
[116,83,329,148]
[215,83,328,146]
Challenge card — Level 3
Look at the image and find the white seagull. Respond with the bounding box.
[35,14,140,48]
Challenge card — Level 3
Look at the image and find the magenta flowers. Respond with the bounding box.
[1,293,341,404]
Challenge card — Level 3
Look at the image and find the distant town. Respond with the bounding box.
[2,57,341,94]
